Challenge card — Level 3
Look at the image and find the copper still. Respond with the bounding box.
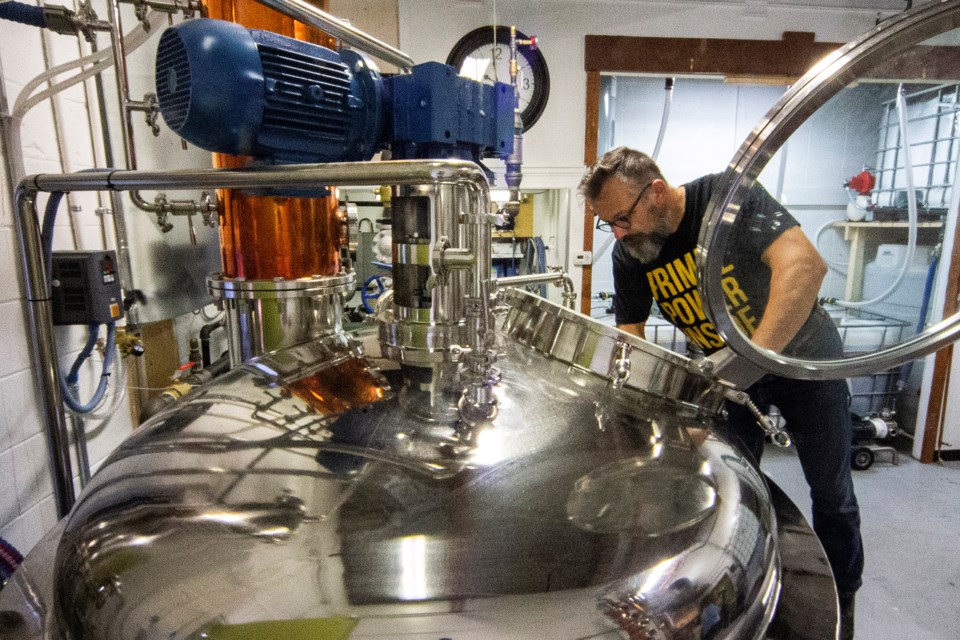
[205,0,353,365]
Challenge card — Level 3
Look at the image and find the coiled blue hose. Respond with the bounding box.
[60,322,116,414]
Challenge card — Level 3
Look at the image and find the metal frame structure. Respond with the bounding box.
[14,160,493,516]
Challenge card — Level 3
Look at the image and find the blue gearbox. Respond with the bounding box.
[155,18,513,164]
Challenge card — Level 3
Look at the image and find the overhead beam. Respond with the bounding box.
[585,31,842,79]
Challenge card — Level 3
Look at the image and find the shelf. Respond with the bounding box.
[830,220,944,301]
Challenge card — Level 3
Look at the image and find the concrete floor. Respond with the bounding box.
[762,440,960,639]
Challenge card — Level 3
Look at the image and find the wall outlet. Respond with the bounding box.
[573,251,593,266]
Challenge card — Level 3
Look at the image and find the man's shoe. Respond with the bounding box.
[838,592,856,640]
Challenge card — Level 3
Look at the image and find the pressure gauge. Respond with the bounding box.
[447,25,550,132]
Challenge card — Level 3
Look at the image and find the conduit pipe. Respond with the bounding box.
[16,159,492,516]
[254,0,415,72]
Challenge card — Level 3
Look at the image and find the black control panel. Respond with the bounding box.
[51,251,124,325]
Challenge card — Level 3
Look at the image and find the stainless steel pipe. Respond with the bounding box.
[106,0,137,181]
[14,190,76,517]
[497,271,577,309]
[16,160,491,515]
[254,0,415,71]
[25,160,489,193]
[497,272,568,288]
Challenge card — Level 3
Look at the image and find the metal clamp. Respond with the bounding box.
[144,93,160,136]
[727,390,792,448]
[610,342,632,390]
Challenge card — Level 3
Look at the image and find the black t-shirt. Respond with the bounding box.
[612,173,837,356]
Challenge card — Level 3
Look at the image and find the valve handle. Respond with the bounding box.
[361,275,387,313]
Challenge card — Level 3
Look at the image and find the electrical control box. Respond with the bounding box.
[51,251,124,325]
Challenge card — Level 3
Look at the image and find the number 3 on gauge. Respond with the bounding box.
[447,25,551,132]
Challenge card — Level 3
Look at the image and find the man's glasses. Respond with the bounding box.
[594,182,652,232]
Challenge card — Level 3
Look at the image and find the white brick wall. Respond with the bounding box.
[0,1,137,557]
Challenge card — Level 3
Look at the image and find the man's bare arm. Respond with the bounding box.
[617,322,646,339]
[751,227,827,353]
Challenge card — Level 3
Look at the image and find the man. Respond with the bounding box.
[580,147,863,640]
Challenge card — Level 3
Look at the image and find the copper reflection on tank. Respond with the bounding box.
[205,0,342,281]
[287,358,388,415]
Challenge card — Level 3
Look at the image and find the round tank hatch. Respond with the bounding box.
[700,0,960,379]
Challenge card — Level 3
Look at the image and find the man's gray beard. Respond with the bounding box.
[623,235,666,263]
[622,207,674,263]
[623,230,671,263]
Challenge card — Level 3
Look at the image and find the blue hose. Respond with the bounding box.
[898,253,940,384]
[66,322,100,386]
[41,191,64,283]
[361,275,387,313]
[915,254,939,336]
[60,322,116,414]
[0,1,46,28]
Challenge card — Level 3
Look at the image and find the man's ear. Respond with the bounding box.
[649,178,667,201]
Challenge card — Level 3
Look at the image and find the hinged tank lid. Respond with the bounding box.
[700,0,960,379]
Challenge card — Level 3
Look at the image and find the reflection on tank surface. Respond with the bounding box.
[17,292,779,640]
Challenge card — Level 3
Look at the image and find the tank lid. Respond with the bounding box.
[502,289,728,412]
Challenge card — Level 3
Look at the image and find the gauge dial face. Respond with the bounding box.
[447,26,550,132]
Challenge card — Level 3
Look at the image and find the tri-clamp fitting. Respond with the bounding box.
[43,1,111,43]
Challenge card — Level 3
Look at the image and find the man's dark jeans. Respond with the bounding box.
[724,371,865,595]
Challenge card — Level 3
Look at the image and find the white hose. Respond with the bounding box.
[594,78,675,263]
[830,84,918,310]
[816,218,851,272]
[13,11,164,120]
[651,78,674,162]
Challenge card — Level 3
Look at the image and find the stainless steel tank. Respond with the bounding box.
[6,3,960,639]
[2,289,778,640]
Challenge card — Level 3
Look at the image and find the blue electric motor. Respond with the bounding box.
[156,19,383,163]
[155,18,513,164]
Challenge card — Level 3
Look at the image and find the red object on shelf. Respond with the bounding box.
[846,170,876,196]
